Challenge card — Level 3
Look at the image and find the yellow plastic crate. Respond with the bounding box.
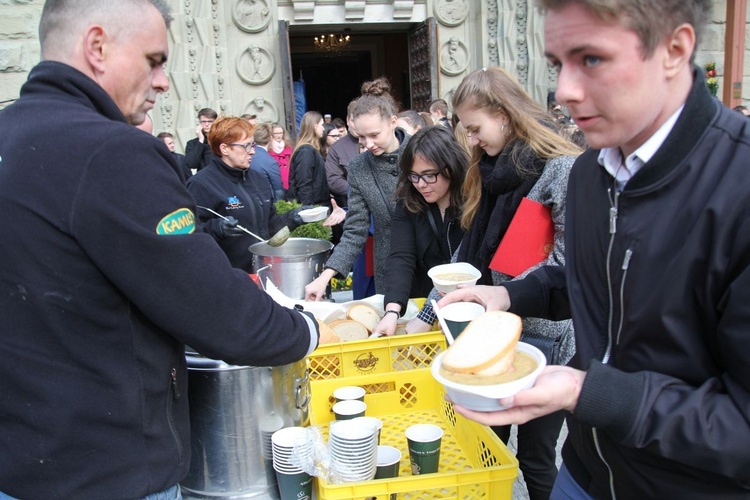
[307,330,446,381]
[310,368,519,499]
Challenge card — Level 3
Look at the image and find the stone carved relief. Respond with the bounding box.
[435,0,469,27]
[515,0,529,85]
[232,0,271,33]
[237,45,275,85]
[486,0,499,66]
[243,97,278,123]
[440,37,469,76]
[442,87,456,113]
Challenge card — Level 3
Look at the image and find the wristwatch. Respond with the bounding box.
[383,309,400,318]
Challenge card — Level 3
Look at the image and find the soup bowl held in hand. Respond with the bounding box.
[431,342,546,412]
[428,262,482,293]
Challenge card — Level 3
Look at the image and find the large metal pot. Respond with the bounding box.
[249,237,333,299]
[180,354,310,500]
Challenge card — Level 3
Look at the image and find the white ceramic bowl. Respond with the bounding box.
[428,262,481,293]
[431,342,546,412]
[298,206,329,222]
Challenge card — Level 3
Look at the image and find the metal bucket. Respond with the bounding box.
[180,355,310,500]
[249,238,333,300]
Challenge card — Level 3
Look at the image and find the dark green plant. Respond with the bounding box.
[276,199,332,241]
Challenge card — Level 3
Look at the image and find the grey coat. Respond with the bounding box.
[502,154,576,365]
[324,133,408,293]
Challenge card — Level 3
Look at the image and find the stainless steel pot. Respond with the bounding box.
[249,238,333,300]
[180,355,310,500]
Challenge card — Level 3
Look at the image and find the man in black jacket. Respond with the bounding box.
[185,107,217,172]
[0,1,318,498]
[440,0,750,498]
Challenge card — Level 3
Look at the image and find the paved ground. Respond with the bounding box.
[508,422,567,500]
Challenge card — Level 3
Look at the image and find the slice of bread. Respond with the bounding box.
[441,311,522,376]
[328,319,369,341]
[346,304,382,332]
[316,319,341,345]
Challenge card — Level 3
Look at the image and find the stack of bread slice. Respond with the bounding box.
[320,304,383,343]
[441,311,522,376]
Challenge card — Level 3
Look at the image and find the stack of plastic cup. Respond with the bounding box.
[271,426,314,500]
[328,419,378,482]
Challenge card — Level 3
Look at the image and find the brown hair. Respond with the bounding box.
[453,67,580,230]
[253,123,273,146]
[396,126,468,216]
[207,116,255,156]
[293,111,323,155]
[349,77,398,121]
[535,0,711,60]
[197,108,218,120]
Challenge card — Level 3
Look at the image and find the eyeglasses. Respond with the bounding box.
[407,173,439,184]
[227,142,256,153]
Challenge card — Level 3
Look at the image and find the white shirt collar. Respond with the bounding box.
[598,105,684,190]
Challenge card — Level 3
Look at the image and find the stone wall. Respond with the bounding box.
[0,0,42,110]
[1,0,747,112]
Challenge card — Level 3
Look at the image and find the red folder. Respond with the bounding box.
[489,198,554,277]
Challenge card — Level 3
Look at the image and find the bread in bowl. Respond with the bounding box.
[441,310,522,377]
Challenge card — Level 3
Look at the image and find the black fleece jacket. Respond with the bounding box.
[0,61,318,499]
[505,68,750,498]
[186,157,295,272]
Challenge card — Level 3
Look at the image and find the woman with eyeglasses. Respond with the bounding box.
[321,122,341,160]
[287,111,331,206]
[269,123,293,189]
[187,116,306,272]
[372,126,468,336]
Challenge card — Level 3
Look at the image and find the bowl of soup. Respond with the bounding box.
[428,262,482,293]
[430,342,546,411]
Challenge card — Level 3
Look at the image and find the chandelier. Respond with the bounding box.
[313,33,351,55]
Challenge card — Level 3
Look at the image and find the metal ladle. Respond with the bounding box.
[196,206,290,247]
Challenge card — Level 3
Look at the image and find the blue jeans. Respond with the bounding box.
[551,464,595,500]
[141,484,182,500]
[0,484,182,500]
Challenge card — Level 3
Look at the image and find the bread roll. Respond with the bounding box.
[441,311,522,376]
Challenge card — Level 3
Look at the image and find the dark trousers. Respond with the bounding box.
[493,410,566,500]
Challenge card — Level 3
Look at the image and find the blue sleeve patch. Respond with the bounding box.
[156,208,195,235]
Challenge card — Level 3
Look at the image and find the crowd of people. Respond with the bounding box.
[2,0,749,499]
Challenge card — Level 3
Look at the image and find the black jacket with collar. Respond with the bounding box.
[184,136,214,171]
[383,202,463,312]
[187,157,294,272]
[505,68,750,498]
[0,61,318,499]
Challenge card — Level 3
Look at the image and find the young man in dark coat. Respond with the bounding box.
[184,107,217,172]
[440,1,750,498]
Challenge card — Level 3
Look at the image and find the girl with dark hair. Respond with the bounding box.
[321,122,341,160]
[373,126,469,336]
